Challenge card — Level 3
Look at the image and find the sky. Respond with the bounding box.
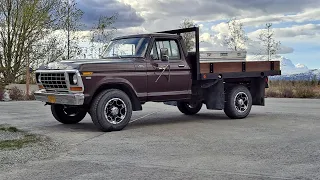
[75,0,320,69]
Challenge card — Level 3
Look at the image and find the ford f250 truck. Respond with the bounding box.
[34,27,281,132]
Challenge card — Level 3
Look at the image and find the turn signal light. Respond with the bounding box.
[38,85,44,89]
[82,72,93,76]
[70,87,83,91]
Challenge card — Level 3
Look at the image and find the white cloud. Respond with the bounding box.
[211,22,229,35]
[248,24,320,46]
[241,8,320,27]
[115,0,320,32]
[249,24,320,39]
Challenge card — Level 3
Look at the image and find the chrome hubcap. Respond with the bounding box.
[104,98,127,125]
[234,92,249,113]
[111,107,119,116]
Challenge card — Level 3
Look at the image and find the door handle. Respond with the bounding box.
[178,65,185,68]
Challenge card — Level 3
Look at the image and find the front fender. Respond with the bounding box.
[82,76,142,111]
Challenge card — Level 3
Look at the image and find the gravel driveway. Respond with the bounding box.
[0,98,319,180]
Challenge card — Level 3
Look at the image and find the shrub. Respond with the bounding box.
[0,89,4,101]
[294,86,316,98]
[265,89,279,98]
[9,86,25,101]
[25,91,36,100]
[279,87,294,98]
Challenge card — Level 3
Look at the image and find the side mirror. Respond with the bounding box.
[160,48,169,61]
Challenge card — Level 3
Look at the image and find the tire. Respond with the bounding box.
[90,89,132,132]
[177,101,202,115]
[51,104,87,124]
[224,85,252,119]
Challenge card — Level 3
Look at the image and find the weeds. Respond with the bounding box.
[5,86,36,101]
[9,86,25,101]
[0,126,20,132]
[0,134,39,150]
[266,80,319,98]
[0,125,40,150]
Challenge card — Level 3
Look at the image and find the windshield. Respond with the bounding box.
[102,37,149,58]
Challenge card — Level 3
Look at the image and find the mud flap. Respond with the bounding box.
[250,77,266,106]
[204,80,224,110]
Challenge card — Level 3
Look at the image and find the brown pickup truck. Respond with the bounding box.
[34,27,281,132]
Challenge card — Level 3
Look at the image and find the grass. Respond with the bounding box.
[0,134,39,150]
[266,80,320,98]
[0,125,40,150]
[0,126,20,132]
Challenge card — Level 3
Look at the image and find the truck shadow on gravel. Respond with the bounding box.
[46,113,263,132]
[127,113,232,129]
[42,113,232,132]
[49,122,101,132]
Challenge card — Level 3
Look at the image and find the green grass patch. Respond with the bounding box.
[0,125,40,150]
[0,126,20,132]
[0,134,40,150]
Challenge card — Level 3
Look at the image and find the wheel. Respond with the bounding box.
[51,104,87,124]
[90,89,132,132]
[224,85,252,119]
[177,101,202,115]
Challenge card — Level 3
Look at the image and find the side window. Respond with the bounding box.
[150,43,159,60]
[150,39,181,60]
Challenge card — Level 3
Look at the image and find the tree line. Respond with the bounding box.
[0,0,116,87]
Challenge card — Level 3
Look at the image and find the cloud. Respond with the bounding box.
[77,0,145,29]
[248,24,320,44]
[117,0,320,29]
[241,9,320,27]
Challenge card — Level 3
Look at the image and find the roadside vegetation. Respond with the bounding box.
[266,80,320,98]
[0,125,40,150]
[0,86,35,101]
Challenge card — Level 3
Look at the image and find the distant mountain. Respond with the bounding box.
[276,56,309,75]
[271,69,320,81]
[269,56,320,81]
[247,55,318,81]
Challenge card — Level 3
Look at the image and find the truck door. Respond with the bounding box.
[146,38,191,101]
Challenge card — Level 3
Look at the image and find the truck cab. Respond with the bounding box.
[34,27,281,132]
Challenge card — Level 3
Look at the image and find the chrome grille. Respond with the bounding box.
[40,72,68,91]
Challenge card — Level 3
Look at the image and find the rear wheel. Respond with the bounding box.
[90,89,132,132]
[51,104,87,124]
[177,101,202,115]
[224,85,252,119]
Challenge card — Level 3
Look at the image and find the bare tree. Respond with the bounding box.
[90,14,117,57]
[0,0,60,89]
[57,0,83,60]
[179,19,196,51]
[224,18,248,51]
[257,23,281,61]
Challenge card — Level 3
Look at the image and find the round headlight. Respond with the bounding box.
[38,75,41,83]
[72,74,78,84]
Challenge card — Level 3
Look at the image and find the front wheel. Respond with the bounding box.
[177,101,202,115]
[224,85,252,119]
[90,89,132,132]
[51,104,87,124]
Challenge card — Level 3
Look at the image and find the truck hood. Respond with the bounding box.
[37,59,134,70]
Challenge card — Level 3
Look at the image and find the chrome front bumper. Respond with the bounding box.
[34,90,84,105]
